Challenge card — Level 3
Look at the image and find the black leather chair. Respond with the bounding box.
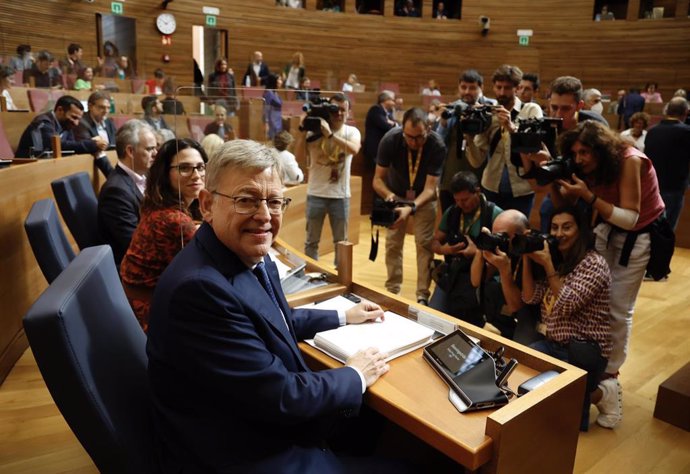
[24,199,76,283]
[51,172,102,249]
[23,246,153,473]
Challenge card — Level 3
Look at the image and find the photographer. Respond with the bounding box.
[522,206,612,431]
[550,120,665,429]
[518,76,608,232]
[464,64,543,216]
[470,210,540,342]
[373,107,446,305]
[295,93,361,266]
[430,172,502,327]
[437,69,497,212]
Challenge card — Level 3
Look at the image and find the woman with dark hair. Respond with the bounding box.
[0,65,17,111]
[263,73,283,140]
[641,82,662,103]
[120,139,208,330]
[207,58,238,115]
[551,120,665,429]
[522,206,611,431]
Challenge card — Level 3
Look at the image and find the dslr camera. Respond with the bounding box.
[475,231,510,253]
[510,117,562,156]
[511,232,559,256]
[370,198,415,227]
[301,98,339,134]
[534,156,578,184]
[442,101,494,135]
[447,232,468,246]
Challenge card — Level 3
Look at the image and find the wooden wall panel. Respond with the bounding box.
[1,0,688,102]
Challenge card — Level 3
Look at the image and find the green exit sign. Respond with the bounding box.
[206,15,217,27]
[518,36,530,46]
[111,1,123,15]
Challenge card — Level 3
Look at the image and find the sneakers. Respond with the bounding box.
[417,298,429,306]
[596,377,623,428]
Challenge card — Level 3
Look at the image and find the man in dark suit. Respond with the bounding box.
[147,139,390,473]
[141,95,170,132]
[16,95,108,158]
[98,119,157,267]
[618,88,645,129]
[645,96,690,230]
[242,50,270,87]
[363,91,397,166]
[75,91,117,177]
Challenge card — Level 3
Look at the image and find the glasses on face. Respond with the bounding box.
[403,132,427,143]
[171,163,206,177]
[212,191,291,215]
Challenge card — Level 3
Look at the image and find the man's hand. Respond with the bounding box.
[346,347,390,387]
[458,236,477,258]
[495,105,516,133]
[482,248,511,274]
[92,136,109,151]
[345,301,385,325]
[390,206,412,230]
[319,118,332,138]
[444,241,466,256]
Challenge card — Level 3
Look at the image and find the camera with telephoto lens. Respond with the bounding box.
[447,233,468,246]
[301,98,340,134]
[475,231,510,253]
[510,117,562,156]
[370,198,414,227]
[441,101,494,135]
[534,156,579,184]
[511,232,559,256]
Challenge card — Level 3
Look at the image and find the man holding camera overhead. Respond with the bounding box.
[296,93,361,266]
[373,107,446,306]
[464,64,543,216]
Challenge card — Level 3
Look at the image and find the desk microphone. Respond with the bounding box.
[496,358,518,389]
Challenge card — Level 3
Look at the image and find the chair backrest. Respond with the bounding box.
[51,172,102,249]
[27,88,65,113]
[186,115,214,142]
[0,115,14,158]
[23,246,152,474]
[24,199,76,283]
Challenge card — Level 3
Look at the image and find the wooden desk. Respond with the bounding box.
[276,239,587,473]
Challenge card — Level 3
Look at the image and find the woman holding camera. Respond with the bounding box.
[549,120,665,429]
[120,139,208,331]
[522,206,611,431]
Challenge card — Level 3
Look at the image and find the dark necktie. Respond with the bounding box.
[254,261,282,313]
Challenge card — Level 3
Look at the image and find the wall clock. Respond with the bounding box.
[156,13,177,35]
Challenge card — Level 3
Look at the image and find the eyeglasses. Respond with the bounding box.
[212,191,291,215]
[403,132,427,143]
[171,163,206,176]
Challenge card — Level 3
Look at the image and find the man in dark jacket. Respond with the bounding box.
[363,91,397,166]
[75,91,117,176]
[16,95,107,158]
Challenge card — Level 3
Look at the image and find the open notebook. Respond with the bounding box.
[301,296,435,363]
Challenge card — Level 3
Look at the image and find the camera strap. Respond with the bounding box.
[369,225,380,262]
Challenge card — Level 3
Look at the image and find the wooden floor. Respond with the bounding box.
[1,214,689,473]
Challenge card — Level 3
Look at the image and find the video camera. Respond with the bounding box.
[511,232,559,256]
[370,198,415,227]
[300,98,339,134]
[442,102,495,135]
[510,117,562,156]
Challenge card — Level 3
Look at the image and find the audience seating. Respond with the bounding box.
[380,82,400,93]
[23,245,153,473]
[187,115,214,142]
[240,87,265,100]
[51,172,102,249]
[110,114,135,130]
[24,199,76,283]
[27,88,65,113]
[282,101,305,117]
[0,117,14,159]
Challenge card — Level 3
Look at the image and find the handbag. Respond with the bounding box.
[646,215,675,281]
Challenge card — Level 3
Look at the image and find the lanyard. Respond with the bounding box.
[459,207,481,235]
[407,147,423,190]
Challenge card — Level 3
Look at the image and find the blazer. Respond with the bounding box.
[147,223,362,473]
[74,113,117,176]
[16,111,99,158]
[143,115,170,132]
[97,165,143,267]
[242,62,270,87]
[363,104,396,163]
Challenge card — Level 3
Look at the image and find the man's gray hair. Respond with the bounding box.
[583,88,602,103]
[665,97,688,118]
[379,90,395,103]
[205,139,283,192]
[115,119,154,160]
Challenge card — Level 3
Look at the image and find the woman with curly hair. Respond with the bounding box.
[551,120,665,429]
[120,139,208,330]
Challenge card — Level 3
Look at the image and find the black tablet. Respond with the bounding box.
[423,330,509,412]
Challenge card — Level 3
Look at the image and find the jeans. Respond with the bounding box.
[305,195,349,266]
[660,190,685,231]
[385,200,436,300]
[482,188,535,217]
[594,223,650,374]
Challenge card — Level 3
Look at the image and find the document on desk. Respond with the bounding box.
[302,296,435,363]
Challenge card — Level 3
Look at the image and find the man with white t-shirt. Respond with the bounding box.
[296,93,361,265]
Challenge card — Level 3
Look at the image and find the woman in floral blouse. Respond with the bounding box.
[121,139,208,331]
[521,205,611,431]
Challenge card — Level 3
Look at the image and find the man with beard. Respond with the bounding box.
[16,95,108,158]
[437,69,497,212]
[75,91,118,177]
[464,64,543,216]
